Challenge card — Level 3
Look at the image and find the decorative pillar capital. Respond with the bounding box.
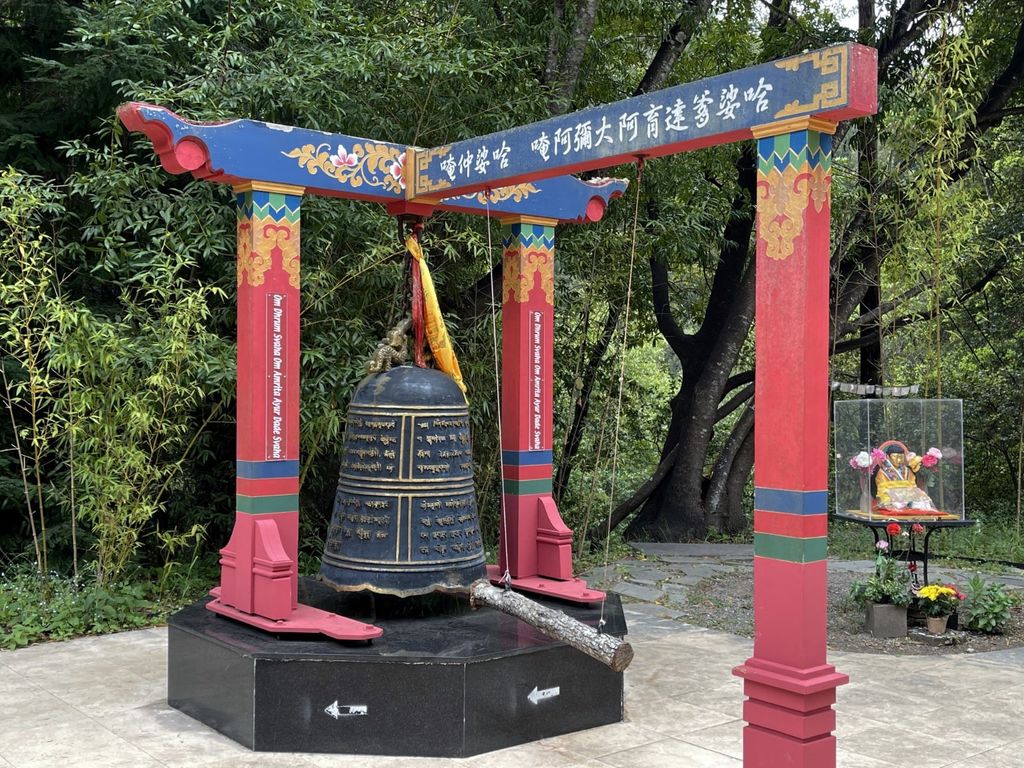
[499,214,559,228]
[233,180,305,196]
[751,116,838,139]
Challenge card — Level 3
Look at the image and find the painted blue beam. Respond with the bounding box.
[117,103,627,223]
[409,43,877,199]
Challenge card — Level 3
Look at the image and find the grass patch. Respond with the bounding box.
[0,560,216,650]
[574,529,637,573]
[829,518,1024,571]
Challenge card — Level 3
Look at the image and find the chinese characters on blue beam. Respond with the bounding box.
[526,77,770,164]
[410,44,876,200]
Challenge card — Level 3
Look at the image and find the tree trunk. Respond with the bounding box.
[624,147,757,542]
[721,418,755,535]
[547,0,715,507]
[855,6,883,387]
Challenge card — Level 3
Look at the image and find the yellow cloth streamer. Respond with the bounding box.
[406,234,467,397]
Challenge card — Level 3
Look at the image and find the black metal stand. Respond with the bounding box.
[845,514,976,585]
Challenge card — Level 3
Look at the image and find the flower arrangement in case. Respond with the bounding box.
[833,399,965,523]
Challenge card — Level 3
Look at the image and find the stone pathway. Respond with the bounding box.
[2,544,1024,767]
[579,542,1024,629]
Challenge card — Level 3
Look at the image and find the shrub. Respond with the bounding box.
[962,575,1014,634]
[850,553,913,607]
[0,567,155,650]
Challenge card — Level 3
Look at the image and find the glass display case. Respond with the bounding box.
[833,399,965,522]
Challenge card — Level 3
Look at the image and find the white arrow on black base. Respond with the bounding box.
[324,701,368,719]
[527,685,560,705]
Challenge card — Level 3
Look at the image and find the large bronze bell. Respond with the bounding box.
[320,365,486,597]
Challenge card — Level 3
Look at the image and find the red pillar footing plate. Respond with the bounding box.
[485,564,605,604]
[206,588,382,641]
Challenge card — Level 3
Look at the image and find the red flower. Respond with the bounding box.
[911,523,925,534]
[886,523,902,536]
[908,562,918,573]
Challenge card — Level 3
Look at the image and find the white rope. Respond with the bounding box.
[484,193,512,588]
[601,159,645,628]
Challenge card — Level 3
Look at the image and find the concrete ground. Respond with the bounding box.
[3,545,1024,767]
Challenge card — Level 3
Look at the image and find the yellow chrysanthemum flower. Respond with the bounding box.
[917,585,956,601]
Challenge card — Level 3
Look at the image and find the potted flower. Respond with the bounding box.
[915,583,965,634]
[850,542,912,638]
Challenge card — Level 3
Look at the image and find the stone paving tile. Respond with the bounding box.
[839,722,991,768]
[178,757,322,768]
[942,740,1024,768]
[620,576,661,587]
[540,721,661,758]
[631,543,753,559]
[610,582,665,603]
[465,741,600,768]
[829,560,877,573]
[834,713,889,740]
[598,736,741,767]
[0,717,164,768]
[625,694,737,736]
[681,681,743,719]
[0,687,80,733]
[53,675,166,718]
[836,750,899,767]
[578,565,620,587]
[620,602,684,621]
[662,573,704,588]
[956,645,1024,665]
[985,682,1024,715]
[303,755,454,768]
[625,620,697,639]
[666,563,737,577]
[676,719,743,760]
[836,680,943,721]
[649,628,751,655]
[873,706,1019,755]
[96,702,252,766]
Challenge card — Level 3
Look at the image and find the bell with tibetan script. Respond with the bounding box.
[319,365,485,597]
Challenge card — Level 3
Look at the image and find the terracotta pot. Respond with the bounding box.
[926,615,949,635]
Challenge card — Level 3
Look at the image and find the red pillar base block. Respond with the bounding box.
[215,511,383,641]
[741,726,837,768]
[536,496,573,579]
[733,657,848,768]
[206,589,383,641]
[218,512,299,619]
[486,564,605,604]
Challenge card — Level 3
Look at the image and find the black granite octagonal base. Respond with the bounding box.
[168,578,627,756]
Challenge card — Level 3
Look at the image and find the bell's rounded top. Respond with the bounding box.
[353,365,467,408]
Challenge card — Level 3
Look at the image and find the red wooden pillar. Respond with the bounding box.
[489,216,603,603]
[208,183,380,639]
[201,183,378,638]
[217,182,304,619]
[733,118,848,768]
